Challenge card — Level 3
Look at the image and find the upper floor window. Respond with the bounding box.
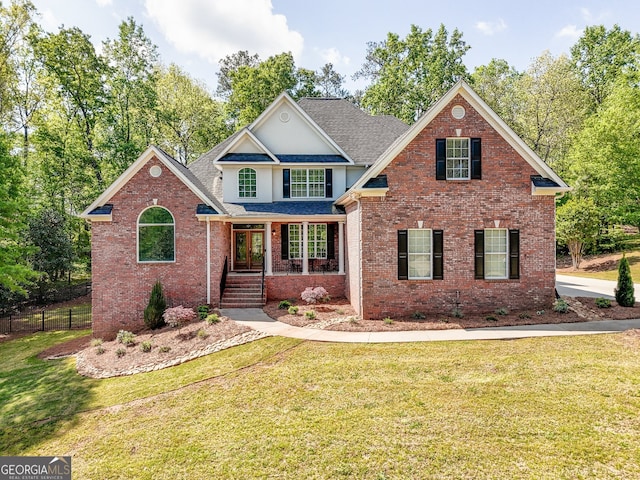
[436,138,481,180]
[238,168,257,198]
[138,206,175,262]
[291,169,325,198]
[446,138,470,180]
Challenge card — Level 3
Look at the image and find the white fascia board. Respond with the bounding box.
[212,128,279,164]
[531,183,572,196]
[200,213,347,223]
[83,213,112,222]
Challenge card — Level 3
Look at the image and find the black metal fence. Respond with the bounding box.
[0,305,92,334]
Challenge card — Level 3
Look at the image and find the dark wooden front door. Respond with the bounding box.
[234,231,264,270]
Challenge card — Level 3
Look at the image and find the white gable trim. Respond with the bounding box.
[336,80,570,205]
[250,92,355,165]
[212,128,280,163]
[80,146,217,219]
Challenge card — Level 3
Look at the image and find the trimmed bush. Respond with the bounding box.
[116,330,136,345]
[197,305,210,319]
[595,297,612,309]
[553,298,569,313]
[288,306,299,315]
[305,310,316,320]
[206,313,220,324]
[615,255,635,307]
[144,281,167,329]
[383,316,394,325]
[278,300,292,309]
[140,341,152,353]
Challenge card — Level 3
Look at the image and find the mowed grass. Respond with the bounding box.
[2,331,640,479]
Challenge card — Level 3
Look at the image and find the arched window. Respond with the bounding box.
[238,168,257,198]
[138,207,175,262]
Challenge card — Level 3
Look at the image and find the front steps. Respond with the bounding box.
[220,273,265,308]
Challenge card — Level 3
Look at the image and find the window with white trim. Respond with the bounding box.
[446,138,470,180]
[484,228,508,279]
[288,224,327,259]
[138,207,175,262]
[408,229,432,279]
[291,169,325,198]
[238,168,256,198]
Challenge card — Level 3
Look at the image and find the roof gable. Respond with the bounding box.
[80,146,225,219]
[337,80,569,204]
[213,128,279,164]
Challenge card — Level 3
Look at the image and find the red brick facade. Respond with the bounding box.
[265,274,345,302]
[356,94,557,319]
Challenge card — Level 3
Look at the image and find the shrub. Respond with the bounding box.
[305,310,317,320]
[411,311,426,319]
[115,348,126,358]
[451,308,464,319]
[301,286,329,304]
[278,300,292,309]
[144,281,167,329]
[90,338,103,347]
[140,341,152,353]
[615,255,635,307]
[95,346,105,355]
[553,298,569,313]
[197,305,210,319]
[206,313,220,324]
[518,312,531,319]
[348,316,359,325]
[495,307,508,316]
[595,297,612,309]
[288,306,299,315]
[163,306,197,328]
[116,330,136,346]
[383,316,394,325]
[197,328,209,339]
[485,315,498,322]
[336,308,345,315]
[159,346,171,353]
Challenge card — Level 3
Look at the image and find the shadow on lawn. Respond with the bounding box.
[0,336,96,454]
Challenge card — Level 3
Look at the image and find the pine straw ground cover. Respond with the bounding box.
[1,330,640,478]
[264,296,640,331]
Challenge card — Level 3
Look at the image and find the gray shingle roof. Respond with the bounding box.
[298,98,409,166]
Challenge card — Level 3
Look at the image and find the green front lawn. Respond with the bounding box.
[1,331,640,478]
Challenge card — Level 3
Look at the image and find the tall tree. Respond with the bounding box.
[26,208,74,282]
[470,58,522,130]
[354,24,470,124]
[316,63,348,97]
[155,64,229,163]
[556,195,600,270]
[216,50,260,99]
[571,24,640,109]
[101,17,159,178]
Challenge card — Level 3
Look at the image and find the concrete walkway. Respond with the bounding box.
[556,274,640,300]
[221,308,640,344]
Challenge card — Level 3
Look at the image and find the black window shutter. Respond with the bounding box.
[283,169,290,198]
[509,229,520,279]
[327,224,335,259]
[398,230,408,280]
[325,168,333,198]
[281,224,289,259]
[471,138,481,179]
[433,230,444,280]
[436,139,446,180]
[474,230,485,279]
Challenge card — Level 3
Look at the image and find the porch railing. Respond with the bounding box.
[219,256,228,303]
[261,247,266,301]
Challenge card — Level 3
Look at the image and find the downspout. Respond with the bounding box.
[206,217,211,304]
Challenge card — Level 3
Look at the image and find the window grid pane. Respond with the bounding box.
[308,224,327,259]
[238,168,257,198]
[446,138,470,180]
[408,229,432,279]
[288,224,301,259]
[291,170,308,198]
[291,169,325,198]
[485,229,507,278]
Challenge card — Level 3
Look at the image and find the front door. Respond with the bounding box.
[234,231,264,270]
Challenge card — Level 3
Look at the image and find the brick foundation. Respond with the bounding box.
[265,274,345,302]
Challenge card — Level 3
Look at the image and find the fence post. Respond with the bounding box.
[69,309,72,329]
[42,310,45,331]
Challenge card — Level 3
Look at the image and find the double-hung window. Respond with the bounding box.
[291,169,325,198]
[446,138,470,180]
[436,138,481,180]
[398,229,444,280]
[408,229,432,279]
[288,224,327,259]
[475,229,520,280]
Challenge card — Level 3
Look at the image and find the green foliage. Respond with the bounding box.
[305,310,316,320]
[495,307,509,316]
[26,208,74,282]
[451,308,464,319]
[159,346,171,353]
[197,305,210,319]
[485,315,498,322]
[90,338,103,347]
[383,316,394,325]
[116,330,136,345]
[143,281,166,329]
[278,300,292,310]
[595,298,612,309]
[196,328,208,340]
[518,312,532,319]
[140,340,152,353]
[355,24,470,124]
[556,196,601,269]
[553,299,569,313]
[205,313,220,325]
[288,306,299,315]
[615,255,635,307]
[115,347,126,358]
[95,346,105,355]
[411,311,426,319]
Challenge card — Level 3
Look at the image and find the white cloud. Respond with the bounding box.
[96,0,113,6]
[316,47,350,66]
[475,18,507,36]
[39,8,59,32]
[144,0,304,65]
[556,24,582,40]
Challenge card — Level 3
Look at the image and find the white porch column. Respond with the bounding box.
[338,221,345,274]
[302,221,309,275]
[265,221,272,275]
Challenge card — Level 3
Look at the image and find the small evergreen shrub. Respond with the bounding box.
[90,338,103,347]
[115,347,126,358]
[595,297,612,309]
[206,313,220,324]
[288,306,299,315]
[495,307,509,316]
[336,308,345,315]
[278,300,292,309]
[140,341,152,353]
[144,281,167,329]
[95,346,105,355]
[305,310,317,320]
[451,308,464,319]
[411,311,426,319]
[383,316,394,325]
[197,328,208,339]
[518,312,531,319]
[163,306,197,328]
[348,316,359,324]
[197,305,210,319]
[485,315,498,322]
[553,298,569,313]
[615,255,635,307]
[116,330,136,346]
[159,346,171,353]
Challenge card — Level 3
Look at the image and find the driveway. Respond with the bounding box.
[556,274,640,301]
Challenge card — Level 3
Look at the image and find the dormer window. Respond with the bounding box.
[238,168,257,198]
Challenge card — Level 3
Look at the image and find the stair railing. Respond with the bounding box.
[220,256,228,303]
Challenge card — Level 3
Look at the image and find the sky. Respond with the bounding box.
[29,0,640,94]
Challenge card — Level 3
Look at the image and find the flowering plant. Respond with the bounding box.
[301,286,329,304]
[163,306,197,328]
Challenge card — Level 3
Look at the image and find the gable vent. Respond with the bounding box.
[279,111,290,123]
[451,105,465,120]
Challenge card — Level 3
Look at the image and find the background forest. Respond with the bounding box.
[1,0,639,303]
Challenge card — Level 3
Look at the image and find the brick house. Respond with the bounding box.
[82,80,569,338]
